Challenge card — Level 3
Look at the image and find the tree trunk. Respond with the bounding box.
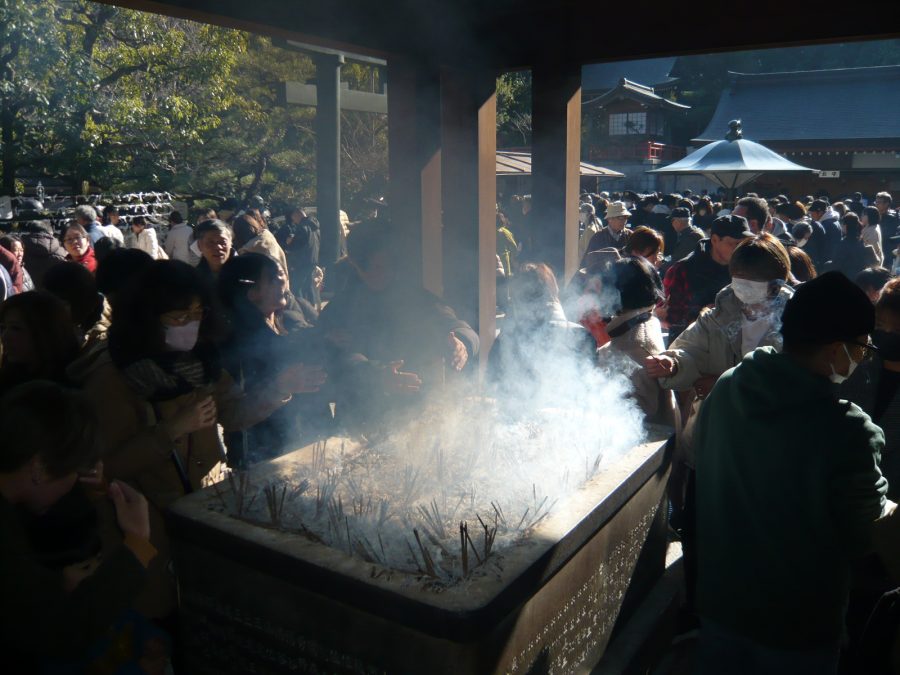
[244,155,268,202]
[1,102,16,195]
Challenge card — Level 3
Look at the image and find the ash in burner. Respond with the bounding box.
[211,368,646,587]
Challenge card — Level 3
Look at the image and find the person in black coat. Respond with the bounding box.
[808,199,842,265]
[276,208,321,306]
[317,219,479,393]
[217,253,328,466]
[829,213,879,280]
[19,220,67,289]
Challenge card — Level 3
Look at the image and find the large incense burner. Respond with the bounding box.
[168,397,672,674]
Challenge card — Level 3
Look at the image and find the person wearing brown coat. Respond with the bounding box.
[68,261,324,617]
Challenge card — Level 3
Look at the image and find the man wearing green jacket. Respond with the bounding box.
[693,271,888,674]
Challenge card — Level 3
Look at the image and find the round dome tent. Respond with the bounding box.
[647,119,817,199]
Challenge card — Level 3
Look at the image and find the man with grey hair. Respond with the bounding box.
[73,205,104,245]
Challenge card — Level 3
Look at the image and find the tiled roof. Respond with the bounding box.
[581,57,677,92]
[694,65,900,143]
[586,78,689,110]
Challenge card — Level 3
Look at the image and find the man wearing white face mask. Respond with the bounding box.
[692,271,887,674]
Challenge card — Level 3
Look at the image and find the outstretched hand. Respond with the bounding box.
[382,360,422,394]
[277,363,328,394]
[643,354,676,378]
[447,332,468,371]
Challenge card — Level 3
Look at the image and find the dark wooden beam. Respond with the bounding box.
[440,67,497,372]
[314,53,343,265]
[99,0,898,70]
[530,61,582,280]
[387,58,443,293]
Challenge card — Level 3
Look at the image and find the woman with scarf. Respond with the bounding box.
[62,224,98,273]
[598,256,676,427]
[67,260,325,621]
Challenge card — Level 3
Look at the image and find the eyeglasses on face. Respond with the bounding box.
[847,340,877,361]
[161,307,206,325]
[63,235,86,245]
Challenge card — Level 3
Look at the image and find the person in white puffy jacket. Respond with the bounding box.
[126,216,160,260]
[163,210,196,265]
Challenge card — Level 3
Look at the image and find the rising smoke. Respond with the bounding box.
[217,265,649,586]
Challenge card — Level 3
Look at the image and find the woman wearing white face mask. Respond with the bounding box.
[643,234,793,604]
[67,261,320,621]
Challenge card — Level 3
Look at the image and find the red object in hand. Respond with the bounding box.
[580,311,610,347]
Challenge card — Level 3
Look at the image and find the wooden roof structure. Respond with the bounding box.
[585,78,690,111]
[98,0,898,69]
[496,151,623,177]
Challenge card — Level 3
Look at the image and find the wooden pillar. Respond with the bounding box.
[315,53,344,265]
[387,58,443,295]
[440,67,497,370]
[531,62,582,280]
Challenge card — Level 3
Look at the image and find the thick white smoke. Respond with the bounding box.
[218,279,648,585]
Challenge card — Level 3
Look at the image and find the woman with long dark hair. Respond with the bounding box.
[232,212,290,286]
[218,254,328,465]
[67,260,324,619]
[0,291,80,395]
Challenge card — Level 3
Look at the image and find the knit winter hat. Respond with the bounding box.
[780,271,874,346]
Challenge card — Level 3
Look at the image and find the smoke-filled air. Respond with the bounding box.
[214,298,649,587]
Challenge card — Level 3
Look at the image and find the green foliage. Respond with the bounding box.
[496,70,531,148]
[0,0,389,213]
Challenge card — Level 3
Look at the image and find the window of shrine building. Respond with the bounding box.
[609,111,647,135]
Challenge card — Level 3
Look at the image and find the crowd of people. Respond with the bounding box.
[2,185,900,672]
[493,186,900,673]
[0,198,480,672]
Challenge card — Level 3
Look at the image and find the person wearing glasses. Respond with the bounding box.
[844,277,900,501]
[67,260,324,622]
[62,224,97,274]
[692,271,887,674]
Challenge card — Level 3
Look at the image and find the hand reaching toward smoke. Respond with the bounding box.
[447,332,468,371]
[643,354,677,378]
[276,363,328,394]
[381,360,422,394]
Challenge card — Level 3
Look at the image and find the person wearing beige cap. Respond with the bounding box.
[581,201,632,264]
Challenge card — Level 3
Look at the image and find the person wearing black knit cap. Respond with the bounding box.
[693,271,888,674]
